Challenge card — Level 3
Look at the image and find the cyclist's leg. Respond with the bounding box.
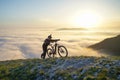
[41,53,44,58]
[41,45,44,59]
[42,45,47,59]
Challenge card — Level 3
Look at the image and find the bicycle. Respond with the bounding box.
[47,40,68,58]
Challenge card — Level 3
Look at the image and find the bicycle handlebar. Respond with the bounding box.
[55,39,60,42]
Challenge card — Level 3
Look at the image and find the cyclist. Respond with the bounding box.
[41,34,60,59]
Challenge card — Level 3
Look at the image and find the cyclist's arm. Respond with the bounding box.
[50,39,60,42]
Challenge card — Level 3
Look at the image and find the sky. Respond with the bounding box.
[0,0,120,29]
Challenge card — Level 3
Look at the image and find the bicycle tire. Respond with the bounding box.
[47,48,54,58]
[58,46,68,57]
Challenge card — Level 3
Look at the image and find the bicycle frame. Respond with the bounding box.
[49,42,58,54]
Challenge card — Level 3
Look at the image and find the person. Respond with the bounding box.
[41,34,60,59]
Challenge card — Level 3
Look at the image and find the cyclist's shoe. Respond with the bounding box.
[41,53,45,59]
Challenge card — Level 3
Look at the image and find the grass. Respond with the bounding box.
[0,56,119,80]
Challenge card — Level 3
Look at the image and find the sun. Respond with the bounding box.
[73,12,102,28]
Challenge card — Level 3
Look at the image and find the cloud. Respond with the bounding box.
[56,28,86,31]
[59,40,105,57]
[18,44,41,58]
[0,35,42,61]
[0,32,107,61]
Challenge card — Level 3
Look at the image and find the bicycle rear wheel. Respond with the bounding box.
[47,48,54,58]
[58,46,68,57]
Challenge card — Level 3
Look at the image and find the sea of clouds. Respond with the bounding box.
[0,28,116,61]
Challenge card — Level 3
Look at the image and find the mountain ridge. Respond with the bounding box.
[89,34,120,56]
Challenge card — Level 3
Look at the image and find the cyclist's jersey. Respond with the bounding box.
[44,38,50,46]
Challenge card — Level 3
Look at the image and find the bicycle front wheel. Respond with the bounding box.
[58,46,68,57]
[47,48,54,58]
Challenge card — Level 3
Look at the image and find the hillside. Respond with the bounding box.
[0,56,120,80]
[89,35,120,56]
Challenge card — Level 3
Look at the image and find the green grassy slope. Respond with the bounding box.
[0,56,120,80]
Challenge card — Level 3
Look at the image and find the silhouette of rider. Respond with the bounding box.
[41,34,60,59]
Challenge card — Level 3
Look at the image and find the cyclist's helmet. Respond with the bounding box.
[48,34,52,39]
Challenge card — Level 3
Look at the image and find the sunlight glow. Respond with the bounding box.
[73,12,102,28]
